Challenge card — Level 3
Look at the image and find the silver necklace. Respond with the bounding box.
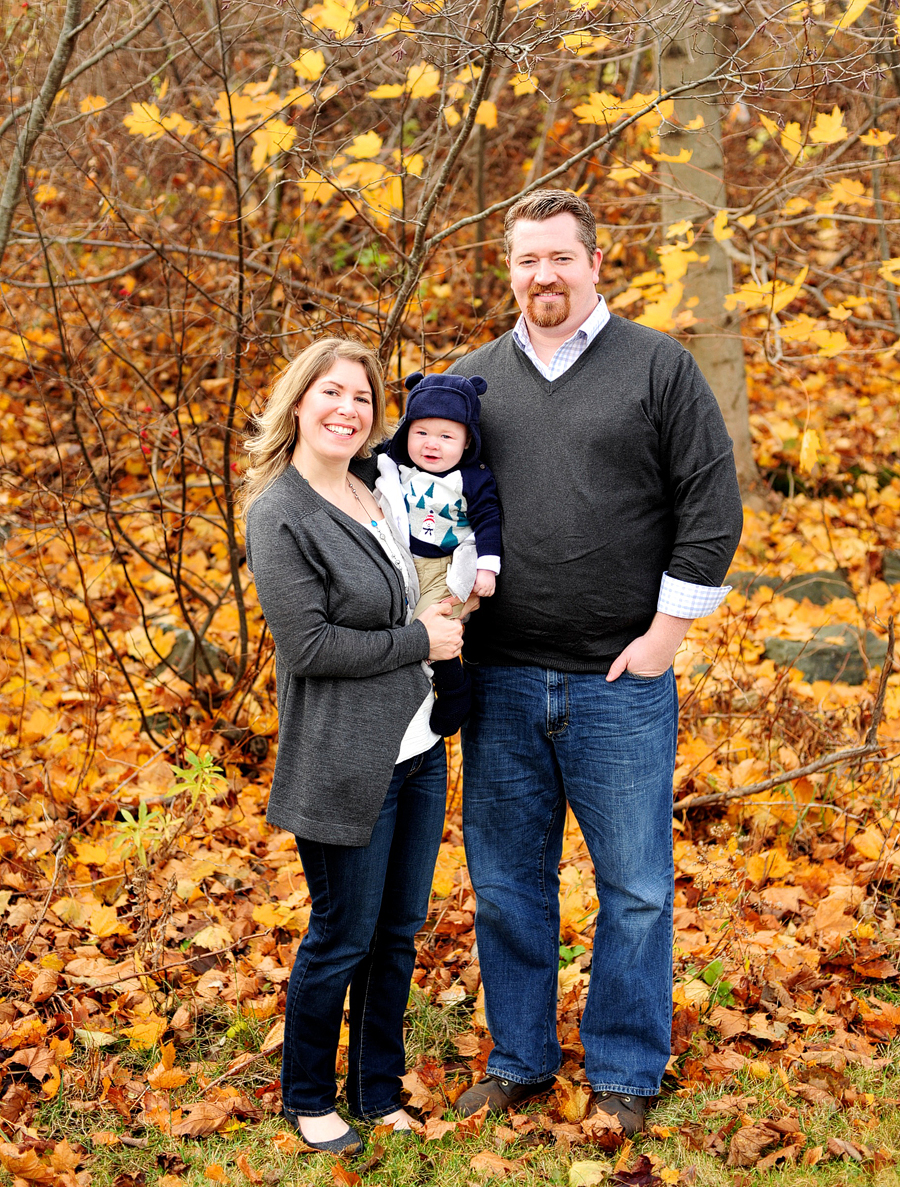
[346,476,406,574]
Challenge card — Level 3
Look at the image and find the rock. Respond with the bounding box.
[883,550,900,585]
[764,626,888,685]
[728,570,853,605]
[153,627,229,680]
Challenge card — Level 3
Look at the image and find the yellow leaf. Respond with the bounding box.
[292,49,326,82]
[736,213,756,230]
[80,95,107,113]
[42,1065,61,1098]
[21,706,56,744]
[827,303,853,321]
[879,257,900,285]
[811,329,848,358]
[665,218,693,240]
[712,210,733,241]
[684,114,705,130]
[860,128,895,147]
[827,177,872,207]
[475,100,497,129]
[512,73,538,96]
[346,131,383,159]
[660,1170,681,1185]
[781,121,804,156]
[650,148,692,163]
[832,0,871,30]
[745,849,794,883]
[403,152,425,177]
[33,185,58,205]
[809,106,848,145]
[304,0,363,38]
[90,904,124,938]
[205,1164,228,1183]
[122,1016,167,1050]
[123,101,165,141]
[407,62,440,99]
[443,106,461,127]
[369,82,405,99]
[569,1162,610,1187]
[799,428,821,474]
[431,844,465,898]
[250,120,296,171]
[852,826,888,861]
[779,314,819,342]
[161,113,195,137]
[296,169,334,205]
[609,161,652,181]
[784,196,810,214]
[191,923,233,951]
[759,112,780,140]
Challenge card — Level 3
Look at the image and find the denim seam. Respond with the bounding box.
[536,793,565,1075]
[282,849,333,1114]
[352,926,378,1117]
[588,1083,658,1097]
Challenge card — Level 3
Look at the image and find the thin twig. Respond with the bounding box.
[674,618,895,812]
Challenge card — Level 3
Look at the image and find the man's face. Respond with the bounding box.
[507,212,602,334]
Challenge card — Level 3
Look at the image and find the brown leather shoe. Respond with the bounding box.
[586,1092,649,1137]
[453,1074,556,1117]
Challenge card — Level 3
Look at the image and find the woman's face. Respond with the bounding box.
[294,359,374,467]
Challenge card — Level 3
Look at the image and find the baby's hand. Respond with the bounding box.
[473,569,496,597]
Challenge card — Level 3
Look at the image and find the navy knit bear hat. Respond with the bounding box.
[387,371,488,468]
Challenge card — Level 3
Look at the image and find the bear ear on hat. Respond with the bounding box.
[404,371,424,392]
[470,376,488,396]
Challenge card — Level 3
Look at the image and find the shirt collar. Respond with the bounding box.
[512,294,608,352]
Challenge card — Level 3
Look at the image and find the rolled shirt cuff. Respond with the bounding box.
[476,555,501,574]
[657,571,731,619]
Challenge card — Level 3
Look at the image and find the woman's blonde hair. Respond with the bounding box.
[241,337,387,515]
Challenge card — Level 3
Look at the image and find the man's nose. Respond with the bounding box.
[534,258,555,284]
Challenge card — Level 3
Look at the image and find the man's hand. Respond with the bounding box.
[473,569,496,597]
[606,612,693,682]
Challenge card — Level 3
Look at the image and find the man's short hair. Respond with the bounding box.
[504,189,597,261]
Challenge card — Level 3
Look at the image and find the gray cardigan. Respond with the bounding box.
[245,464,431,846]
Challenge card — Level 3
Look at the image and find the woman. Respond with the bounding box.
[242,338,463,1154]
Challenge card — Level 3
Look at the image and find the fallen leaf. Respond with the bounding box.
[172,1102,233,1137]
[0,1143,56,1183]
[569,1160,610,1185]
[235,1153,262,1183]
[826,1136,864,1161]
[49,1140,81,1173]
[470,1148,515,1176]
[331,1164,361,1186]
[205,1165,228,1183]
[726,1124,779,1166]
[556,1079,592,1123]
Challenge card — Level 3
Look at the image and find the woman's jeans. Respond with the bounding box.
[281,739,446,1118]
[462,666,677,1097]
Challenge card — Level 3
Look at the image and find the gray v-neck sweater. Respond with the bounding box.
[449,315,743,671]
[245,464,431,845]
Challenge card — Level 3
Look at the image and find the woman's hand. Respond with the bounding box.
[419,601,464,661]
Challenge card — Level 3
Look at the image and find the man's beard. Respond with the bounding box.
[526,282,571,327]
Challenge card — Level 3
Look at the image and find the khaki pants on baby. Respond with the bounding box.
[412,556,467,620]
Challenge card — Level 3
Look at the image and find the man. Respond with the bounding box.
[449,190,743,1135]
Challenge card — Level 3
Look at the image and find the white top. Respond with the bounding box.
[364,519,439,763]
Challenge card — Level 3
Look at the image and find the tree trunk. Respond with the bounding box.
[0,0,83,267]
[659,16,762,502]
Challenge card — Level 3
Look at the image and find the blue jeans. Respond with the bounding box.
[462,666,677,1097]
[281,739,446,1119]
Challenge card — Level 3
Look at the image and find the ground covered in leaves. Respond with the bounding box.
[1,346,900,1186]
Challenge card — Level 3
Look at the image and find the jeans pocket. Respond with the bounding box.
[621,669,668,682]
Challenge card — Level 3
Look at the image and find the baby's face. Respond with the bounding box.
[406,417,468,473]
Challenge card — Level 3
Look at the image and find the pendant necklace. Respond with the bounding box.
[346,476,407,577]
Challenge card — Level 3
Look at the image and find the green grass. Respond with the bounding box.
[16,1024,900,1187]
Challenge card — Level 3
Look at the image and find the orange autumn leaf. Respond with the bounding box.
[205,1164,228,1183]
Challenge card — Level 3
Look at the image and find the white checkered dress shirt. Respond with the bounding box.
[513,297,731,620]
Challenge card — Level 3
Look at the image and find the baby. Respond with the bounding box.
[376,371,502,735]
